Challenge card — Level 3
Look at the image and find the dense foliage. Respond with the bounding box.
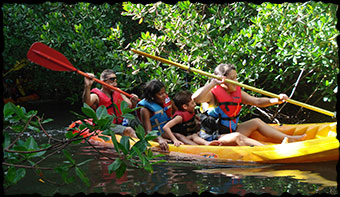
[121,1,338,121]
[3,101,163,189]
[2,2,151,102]
[2,2,338,122]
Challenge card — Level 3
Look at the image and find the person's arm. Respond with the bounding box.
[241,91,288,107]
[140,107,153,132]
[192,79,219,104]
[121,94,139,109]
[82,73,99,109]
[162,116,184,147]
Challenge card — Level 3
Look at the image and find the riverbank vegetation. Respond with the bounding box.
[2,1,338,123]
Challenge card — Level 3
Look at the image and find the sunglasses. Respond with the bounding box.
[105,77,117,82]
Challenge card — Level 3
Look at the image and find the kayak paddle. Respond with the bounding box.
[3,59,28,77]
[131,49,336,118]
[27,42,137,100]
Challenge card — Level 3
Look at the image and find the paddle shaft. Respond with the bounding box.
[3,59,27,77]
[131,49,335,118]
[31,48,137,99]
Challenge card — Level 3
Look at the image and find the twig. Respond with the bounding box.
[2,162,53,170]
[6,114,35,150]
[36,116,62,143]
[294,75,325,119]
[271,67,305,122]
[254,107,280,124]
[34,141,71,167]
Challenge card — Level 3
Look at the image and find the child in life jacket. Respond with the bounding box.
[162,90,222,146]
[137,80,173,152]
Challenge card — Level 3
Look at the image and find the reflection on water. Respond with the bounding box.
[195,164,337,187]
[74,145,337,196]
[4,133,338,196]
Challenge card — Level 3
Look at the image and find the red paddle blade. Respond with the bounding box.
[27,42,76,72]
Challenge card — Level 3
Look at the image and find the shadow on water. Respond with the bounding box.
[5,100,338,196]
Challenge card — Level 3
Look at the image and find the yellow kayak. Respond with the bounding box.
[77,122,338,164]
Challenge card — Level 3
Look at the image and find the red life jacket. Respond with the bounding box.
[163,96,173,118]
[211,85,242,118]
[210,85,242,133]
[171,110,198,135]
[91,88,123,124]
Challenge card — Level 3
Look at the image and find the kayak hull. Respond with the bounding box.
[71,122,338,164]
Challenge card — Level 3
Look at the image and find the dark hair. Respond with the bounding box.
[173,90,192,111]
[142,79,165,101]
[100,69,115,81]
[214,64,236,77]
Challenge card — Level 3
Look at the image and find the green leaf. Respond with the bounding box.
[117,143,129,155]
[145,130,159,142]
[131,140,147,157]
[65,130,77,139]
[131,145,147,166]
[41,118,54,124]
[108,158,122,174]
[55,165,75,184]
[62,149,75,165]
[75,167,90,187]
[96,117,112,129]
[109,130,121,153]
[120,135,130,152]
[96,105,108,119]
[135,125,145,140]
[5,167,26,185]
[3,102,15,118]
[145,148,154,158]
[3,133,11,149]
[77,159,94,167]
[120,100,129,111]
[81,103,98,121]
[115,162,127,179]
[24,136,39,150]
[122,113,135,120]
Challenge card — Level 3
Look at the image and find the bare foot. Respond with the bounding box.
[281,137,289,144]
[287,134,307,143]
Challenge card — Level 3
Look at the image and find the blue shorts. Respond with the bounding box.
[199,130,219,141]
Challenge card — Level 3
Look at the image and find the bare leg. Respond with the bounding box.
[190,133,221,146]
[173,133,198,145]
[218,132,264,146]
[237,118,306,142]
